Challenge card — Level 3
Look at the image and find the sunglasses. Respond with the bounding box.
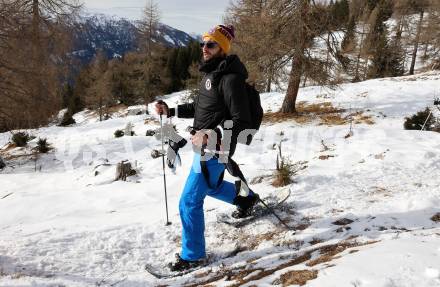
[200,42,218,49]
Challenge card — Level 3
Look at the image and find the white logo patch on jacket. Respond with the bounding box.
[205,79,212,90]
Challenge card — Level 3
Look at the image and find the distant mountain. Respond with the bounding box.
[156,24,195,47]
[71,14,195,64]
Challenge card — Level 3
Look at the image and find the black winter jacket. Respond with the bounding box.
[169,55,251,156]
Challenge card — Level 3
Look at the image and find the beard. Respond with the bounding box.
[203,49,224,62]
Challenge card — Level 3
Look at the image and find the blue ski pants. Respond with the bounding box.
[179,153,237,261]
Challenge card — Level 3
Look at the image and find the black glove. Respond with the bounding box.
[155,100,169,116]
[167,138,188,169]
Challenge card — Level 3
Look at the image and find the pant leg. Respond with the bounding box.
[207,179,236,204]
[179,153,220,261]
[205,159,237,204]
[179,166,207,261]
[179,153,252,261]
[207,162,255,203]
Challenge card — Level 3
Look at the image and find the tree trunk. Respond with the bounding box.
[354,24,366,82]
[99,96,103,121]
[409,10,425,75]
[325,32,331,73]
[423,42,428,58]
[31,0,44,124]
[265,64,273,93]
[115,161,136,181]
[280,55,303,113]
[280,0,308,114]
[302,74,308,87]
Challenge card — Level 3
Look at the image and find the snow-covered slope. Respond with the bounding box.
[71,14,195,64]
[1,72,440,286]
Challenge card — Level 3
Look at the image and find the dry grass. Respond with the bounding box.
[294,222,312,231]
[306,240,378,268]
[107,104,128,114]
[144,118,159,125]
[184,239,379,287]
[235,231,280,250]
[86,104,128,120]
[319,114,347,125]
[370,186,393,197]
[297,102,344,114]
[264,102,375,126]
[272,164,294,187]
[1,142,16,151]
[318,155,335,160]
[332,218,354,226]
[309,238,324,245]
[307,244,351,267]
[279,270,319,286]
[272,160,308,188]
[353,113,375,125]
[2,151,38,161]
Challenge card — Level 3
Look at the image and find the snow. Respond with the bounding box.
[309,234,440,287]
[163,35,175,46]
[1,72,440,286]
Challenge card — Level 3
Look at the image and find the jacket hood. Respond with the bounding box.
[217,55,248,79]
[200,55,248,79]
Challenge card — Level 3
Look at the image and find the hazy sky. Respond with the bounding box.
[81,0,231,35]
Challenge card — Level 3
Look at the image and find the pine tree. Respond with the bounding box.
[0,0,81,130]
[365,1,404,78]
[275,0,344,113]
[184,62,202,102]
[342,15,356,52]
[331,0,350,27]
[423,2,440,68]
[85,51,113,121]
[110,58,136,106]
[138,0,161,105]
[165,48,181,93]
[225,0,287,91]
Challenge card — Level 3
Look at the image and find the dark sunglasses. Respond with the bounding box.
[200,41,218,49]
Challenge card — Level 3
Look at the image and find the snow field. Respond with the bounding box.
[1,72,440,286]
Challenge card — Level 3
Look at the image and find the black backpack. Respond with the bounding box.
[243,83,263,145]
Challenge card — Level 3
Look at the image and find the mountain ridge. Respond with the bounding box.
[71,14,195,64]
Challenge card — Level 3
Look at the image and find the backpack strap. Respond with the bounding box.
[199,128,223,189]
[225,157,251,196]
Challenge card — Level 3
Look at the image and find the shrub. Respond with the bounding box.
[272,142,294,187]
[146,129,155,136]
[114,129,124,138]
[12,132,30,147]
[273,160,294,187]
[404,108,435,131]
[36,138,49,153]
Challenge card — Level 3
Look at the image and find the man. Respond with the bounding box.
[155,24,259,272]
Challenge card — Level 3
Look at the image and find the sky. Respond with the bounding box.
[81,0,232,35]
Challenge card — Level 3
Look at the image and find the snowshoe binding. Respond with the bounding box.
[168,253,204,272]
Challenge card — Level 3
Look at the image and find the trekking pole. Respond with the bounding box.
[258,197,294,231]
[421,109,433,131]
[160,114,172,226]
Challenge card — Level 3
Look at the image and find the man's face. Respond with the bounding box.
[201,41,222,61]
